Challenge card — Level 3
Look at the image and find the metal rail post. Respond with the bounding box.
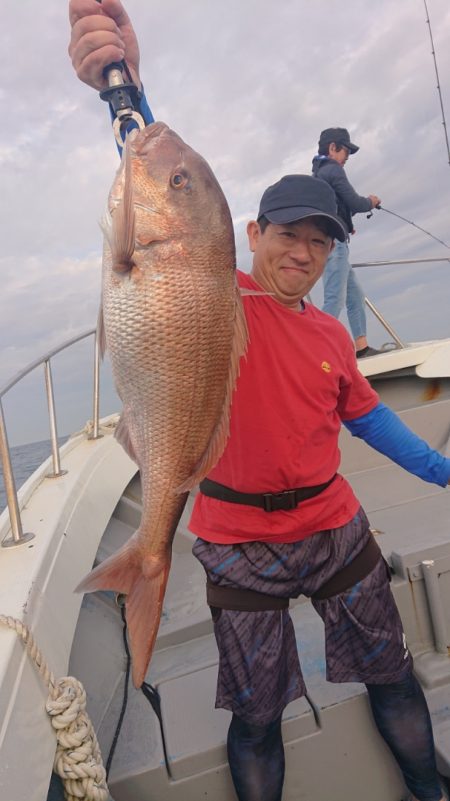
[44,360,67,479]
[422,559,450,655]
[89,331,103,441]
[363,297,406,349]
[0,328,95,544]
[0,400,34,547]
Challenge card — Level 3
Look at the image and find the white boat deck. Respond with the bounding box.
[357,338,450,379]
[1,342,450,800]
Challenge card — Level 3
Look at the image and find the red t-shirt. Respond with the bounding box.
[189,270,379,544]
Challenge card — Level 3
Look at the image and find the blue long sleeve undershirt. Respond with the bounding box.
[344,402,450,487]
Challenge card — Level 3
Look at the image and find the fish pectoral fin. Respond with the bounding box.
[75,536,171,688]
[176,282,249,493]
[114,412,138,463]
[111,136,136,274]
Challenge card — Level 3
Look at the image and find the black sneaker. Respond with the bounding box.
[356,346,383,358]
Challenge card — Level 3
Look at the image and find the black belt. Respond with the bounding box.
[206,578,289,611]
[206,533,386,610]
[199,474,337,513]
[311,533,386,600]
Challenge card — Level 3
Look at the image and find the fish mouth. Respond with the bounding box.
[133,121,183,158]
[145,121,170,138]
[136,121,174,144]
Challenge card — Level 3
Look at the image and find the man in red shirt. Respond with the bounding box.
[69,4,450,800]
[190,178,378,545]
[190,174,449,801]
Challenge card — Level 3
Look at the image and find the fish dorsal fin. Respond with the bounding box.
[176,283,248,492]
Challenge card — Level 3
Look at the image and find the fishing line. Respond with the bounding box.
[423,0,450,166]
[367,205,450,250]
[105,600,170,779]
[105,602,131,779]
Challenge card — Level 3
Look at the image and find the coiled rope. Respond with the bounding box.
[0,614,109,801]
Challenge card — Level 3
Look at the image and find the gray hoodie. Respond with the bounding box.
[312,155,372,236]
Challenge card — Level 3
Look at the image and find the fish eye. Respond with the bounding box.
[170,171,189,189]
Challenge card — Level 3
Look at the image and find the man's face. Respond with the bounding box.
[329,142,350,165]
[247,218,334,309]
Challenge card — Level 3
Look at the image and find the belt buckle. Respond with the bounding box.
[263,489,297,513]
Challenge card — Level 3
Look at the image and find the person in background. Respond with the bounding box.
[69,4,450,800]
[312,127,381,357]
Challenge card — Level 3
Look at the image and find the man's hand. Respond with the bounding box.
[369,194,381,209]
[68,0,141,91]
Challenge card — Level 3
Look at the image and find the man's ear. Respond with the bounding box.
[329,239,336,254]
[247,220,260,253]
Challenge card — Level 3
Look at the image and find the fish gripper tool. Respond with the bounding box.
[100,61,146,146]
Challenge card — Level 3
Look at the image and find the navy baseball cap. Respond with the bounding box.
[319,127,359,154]
[257,174,347,242]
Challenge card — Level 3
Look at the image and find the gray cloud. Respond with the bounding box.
[1,0,450,445]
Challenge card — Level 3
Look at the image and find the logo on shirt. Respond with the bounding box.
[321,361,331,373]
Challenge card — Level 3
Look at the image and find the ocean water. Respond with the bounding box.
[0,437,67,514]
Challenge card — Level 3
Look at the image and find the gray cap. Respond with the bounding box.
[257,174,347,242]
[319,127,359,154]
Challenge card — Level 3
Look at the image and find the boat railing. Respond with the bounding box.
[353,256,450,349]
[0,327,98,548]
[1,255,449,548]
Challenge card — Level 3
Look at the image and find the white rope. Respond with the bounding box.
[0,614,109,801]
[72,415,119,440]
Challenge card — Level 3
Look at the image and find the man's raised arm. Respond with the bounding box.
[69,0,141,91]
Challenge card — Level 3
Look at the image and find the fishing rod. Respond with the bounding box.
[367,205,450,250]
[364,4,450,250]
[423,0,450,166]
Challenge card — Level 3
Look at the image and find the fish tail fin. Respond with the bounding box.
[75,534,171,687]
[177,283,249,492]
[126,557,171,687]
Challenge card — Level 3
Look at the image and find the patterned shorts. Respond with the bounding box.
[192,507,412,726]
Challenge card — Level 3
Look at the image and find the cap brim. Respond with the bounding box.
[264,208,347,242]
[348,142,359,154]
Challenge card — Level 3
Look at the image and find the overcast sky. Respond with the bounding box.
[1,0,450,446]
